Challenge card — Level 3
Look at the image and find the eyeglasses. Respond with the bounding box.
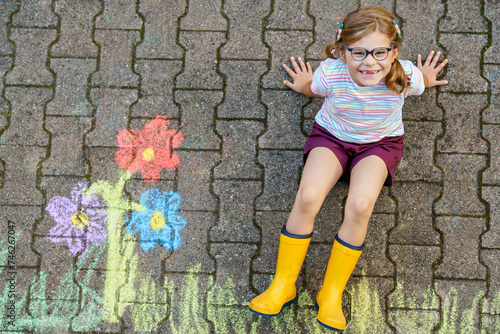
[344,45,395,61]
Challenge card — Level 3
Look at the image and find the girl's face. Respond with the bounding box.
[340,30,398,87]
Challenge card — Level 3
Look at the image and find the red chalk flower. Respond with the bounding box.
[116,116,184,182]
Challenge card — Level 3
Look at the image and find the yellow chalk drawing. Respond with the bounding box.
[86,170,144,323]
[440,287,484,333]
[150,210,166,231]
[165,264,211,333]
[142,147,155,162]
[70,210,89,228]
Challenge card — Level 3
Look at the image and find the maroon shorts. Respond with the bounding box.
[303,122,404,186]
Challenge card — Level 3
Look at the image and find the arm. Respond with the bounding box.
[417,51,449,88]
[283,57,322,97]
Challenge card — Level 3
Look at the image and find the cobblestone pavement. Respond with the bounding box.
[0,0,499,333]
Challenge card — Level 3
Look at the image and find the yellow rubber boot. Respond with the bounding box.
[249,226,312,316]
[315,235,364,332]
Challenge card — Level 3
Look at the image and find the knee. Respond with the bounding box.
[345,196,375,221]
[296,185,324,209]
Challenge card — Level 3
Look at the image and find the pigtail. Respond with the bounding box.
[385,58,409,95]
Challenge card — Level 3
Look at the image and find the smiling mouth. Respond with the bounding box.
[360,70,380,75]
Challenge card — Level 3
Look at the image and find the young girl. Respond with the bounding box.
[249,6,448,332]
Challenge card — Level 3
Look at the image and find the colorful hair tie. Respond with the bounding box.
[337,23,344,41]
[392,19,401,37]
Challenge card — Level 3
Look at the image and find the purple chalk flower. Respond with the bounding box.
[45,182,107,257]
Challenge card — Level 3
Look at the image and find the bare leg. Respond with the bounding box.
[286,147,344,235]
[337,155,388,247]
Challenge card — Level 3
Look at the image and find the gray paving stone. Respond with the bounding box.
[208,243,257,305]
[374,187,397,213]
[86,88,138,147]
[11,0,57,28]
[307,0,357,60]
[265,0,312,30]
[177,150,219,211]
[136,0,185,59]
[217,60,267,119]
[403,89,443,121]
[252,211,288,273]
[435,216,486,279]
[388,310,439,334]
[175,90,221,150]
[483,65,500,123]
[483,125,500,185]
[435,280,485,333]
[439,0,488,33]
[297,307,333,333]
[360,0,393,8]
[437,94,488,153]
[396,121,442,182]
[262,30,313,88]
[42,116,92,176]
[256,150,302,211]
[390,182,441,245]
[481,249,500,315]
[0,0,17,55]
[439,33,488,93]
[303,96,323,119]
[91,30,141,88]
[0,56,13,115]
[95,0,142,30]
[347,277,394,334]
[164,211,216,272]
[180,0,226,31]
[484,0,500,63]
[220,0,269,60]
[259,90,308,149]
[213,120,263,179]
[435,154,487,216]
[176,31,225,89]
[396,0,445,59]
[33,236,79,299]
[304,243,330,291]
[87,147,124,183]
[163,273,212,332]
[47,58,96,116]
[481,186,500,248]
[0,145,46,205]
[211,180,261,242]
[481,314,500,334]
[5,28,56,86]
[1,87,51,146]
[51,0,100,58]
[132,60,182,118]
[388,245,440,309]
[0,205,40,266]
[355,214,395,277]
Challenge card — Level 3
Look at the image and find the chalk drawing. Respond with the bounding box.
[115,115,184,182]
[45,182,107,257]
[126,189,187,251]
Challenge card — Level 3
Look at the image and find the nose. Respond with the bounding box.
[363,53,377,65]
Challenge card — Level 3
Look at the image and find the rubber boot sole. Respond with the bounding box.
[249,298,295,317]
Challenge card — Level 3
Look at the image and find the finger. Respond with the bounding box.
[433,79,449,86]
[282,63,296,77]
[297,57,306,72]
[290,57,300,72]
[435,58,448,72]
[306,61,313,73]
[283,79,295,89]
[430,51,441,67]
[417,54,422,68]
[424,51,434,67]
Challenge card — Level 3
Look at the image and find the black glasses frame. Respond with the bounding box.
[344,45,395,61]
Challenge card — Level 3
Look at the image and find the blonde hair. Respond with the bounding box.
[325,7,408,94]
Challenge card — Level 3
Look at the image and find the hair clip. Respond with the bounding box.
[337,23,344,41]
[392,19,401,37]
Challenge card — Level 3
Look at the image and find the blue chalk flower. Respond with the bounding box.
[126,189,187,251]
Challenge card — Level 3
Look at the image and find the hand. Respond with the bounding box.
[283,57,319,97]
[417,51,449,88]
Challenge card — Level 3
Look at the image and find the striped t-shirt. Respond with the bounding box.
[310,58,425,143]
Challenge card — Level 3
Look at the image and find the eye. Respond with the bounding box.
[352,49,365,56]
